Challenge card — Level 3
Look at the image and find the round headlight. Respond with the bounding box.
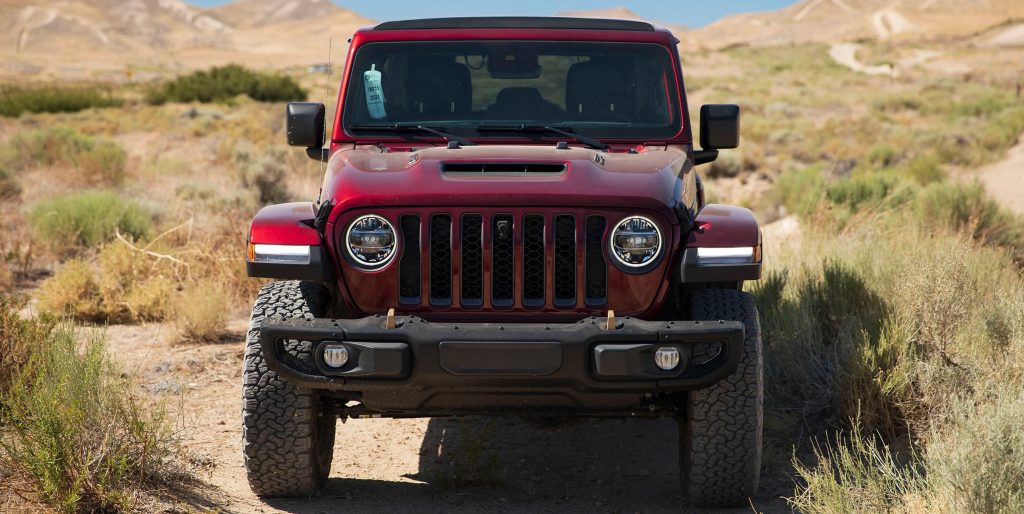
[610,216,662,269]
[346,215,396,269]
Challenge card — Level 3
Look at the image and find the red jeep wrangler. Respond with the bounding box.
[243,17,761,507]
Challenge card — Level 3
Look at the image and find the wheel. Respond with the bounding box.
[242,281,337,497]
[679,288,763,507]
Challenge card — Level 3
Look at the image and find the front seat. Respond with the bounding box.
[405,59,472,120]
[486,87,562,121]
[566,59,637,121]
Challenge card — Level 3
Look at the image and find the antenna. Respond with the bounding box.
[319,38,333,196]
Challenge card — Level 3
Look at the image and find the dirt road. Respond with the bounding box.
[975,134,1024,214]
[829,43,897,77]
[102,320,789,513]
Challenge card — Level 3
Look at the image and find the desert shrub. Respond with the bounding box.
[864,144,901,168]
[872,93,924,113]
[706,151,743,178]
[0,163,19,199]
[761,213,1024,511]
[915,181,1024,261]
[0,261,11,293]
[790,427,925,514]
[0,301,185,513]
[1,126,128,186]
[28,190,153,254]
[772,166,826,217]
[36,242,181,323]
[233,145,291,204]
[927,390,1024,513]
[0,297,55,391]
[175,281,230,343]
[96,242,179,323]
[147,65,306,105]
[0,84,122,117]
[34,260,104,321]
[899,153,945,185]
[825,171,905,212]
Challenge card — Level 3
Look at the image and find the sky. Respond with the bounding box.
[188,1,796,28]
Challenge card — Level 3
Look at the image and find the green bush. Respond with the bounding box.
[0,298,185,512]
[1,126,128,186]
[147,65,306,105]
[28,191,153,254]
[0,84,122,117]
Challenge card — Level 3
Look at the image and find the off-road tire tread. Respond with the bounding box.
[682,288,763,507]
[242,281,336,497]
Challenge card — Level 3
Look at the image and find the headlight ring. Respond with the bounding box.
[609,215,663,272]
[345,214,397,270]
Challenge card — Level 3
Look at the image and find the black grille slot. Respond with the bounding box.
[460,214,483,306]
[399,215,421,303]
[429,214,452,305]
[443,162,566,174]
[554,215,576,306]
[491,214,514,307]
[585,216,607,304]
[522,214,546,306]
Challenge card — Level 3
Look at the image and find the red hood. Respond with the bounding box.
[321,144,692,224]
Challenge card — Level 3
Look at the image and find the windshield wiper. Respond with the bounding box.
[348,124,477,147]
[474,124,609,151]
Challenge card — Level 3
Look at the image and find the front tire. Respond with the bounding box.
[680,288,763,507]
[242,281,337,497]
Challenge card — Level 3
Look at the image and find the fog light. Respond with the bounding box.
[654,347,681,371]
[322,345,350,368]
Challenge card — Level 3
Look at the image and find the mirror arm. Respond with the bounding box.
[306,147,329,162]
[693,149,719,166]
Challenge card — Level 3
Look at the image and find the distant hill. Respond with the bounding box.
[212,0,342,29]
[556,7,688,35]
[682,0,1024,49]
[0,0,372,80]
[3,0,1023,80]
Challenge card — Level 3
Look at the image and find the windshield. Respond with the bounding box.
[341,41,682,139]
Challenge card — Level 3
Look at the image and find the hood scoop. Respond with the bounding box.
[441,162,567,175]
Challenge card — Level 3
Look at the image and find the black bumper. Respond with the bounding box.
[260,315,744,416]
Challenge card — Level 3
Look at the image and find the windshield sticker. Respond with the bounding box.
[364,64,386,119]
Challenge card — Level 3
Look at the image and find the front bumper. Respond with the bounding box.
[260,315,744,416]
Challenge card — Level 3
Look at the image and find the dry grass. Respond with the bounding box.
[1,126,128,187]
[0,262,11,294]
[175,281,231,343]
[758,194,1024,511]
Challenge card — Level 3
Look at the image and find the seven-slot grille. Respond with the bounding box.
[397,212,608,309]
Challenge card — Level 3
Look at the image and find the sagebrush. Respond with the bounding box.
[0,297,188,513]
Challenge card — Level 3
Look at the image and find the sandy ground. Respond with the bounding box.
[95,319,791,513]
[975,134,1024,215]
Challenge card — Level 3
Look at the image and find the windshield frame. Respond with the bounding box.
[332,28,691,146]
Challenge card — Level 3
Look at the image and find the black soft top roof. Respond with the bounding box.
[373,17,656,32]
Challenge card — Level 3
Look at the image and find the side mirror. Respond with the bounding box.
[695,104,740,166]
[286,102,328,161]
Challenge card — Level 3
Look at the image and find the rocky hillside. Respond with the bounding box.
[682,0,1024,49]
